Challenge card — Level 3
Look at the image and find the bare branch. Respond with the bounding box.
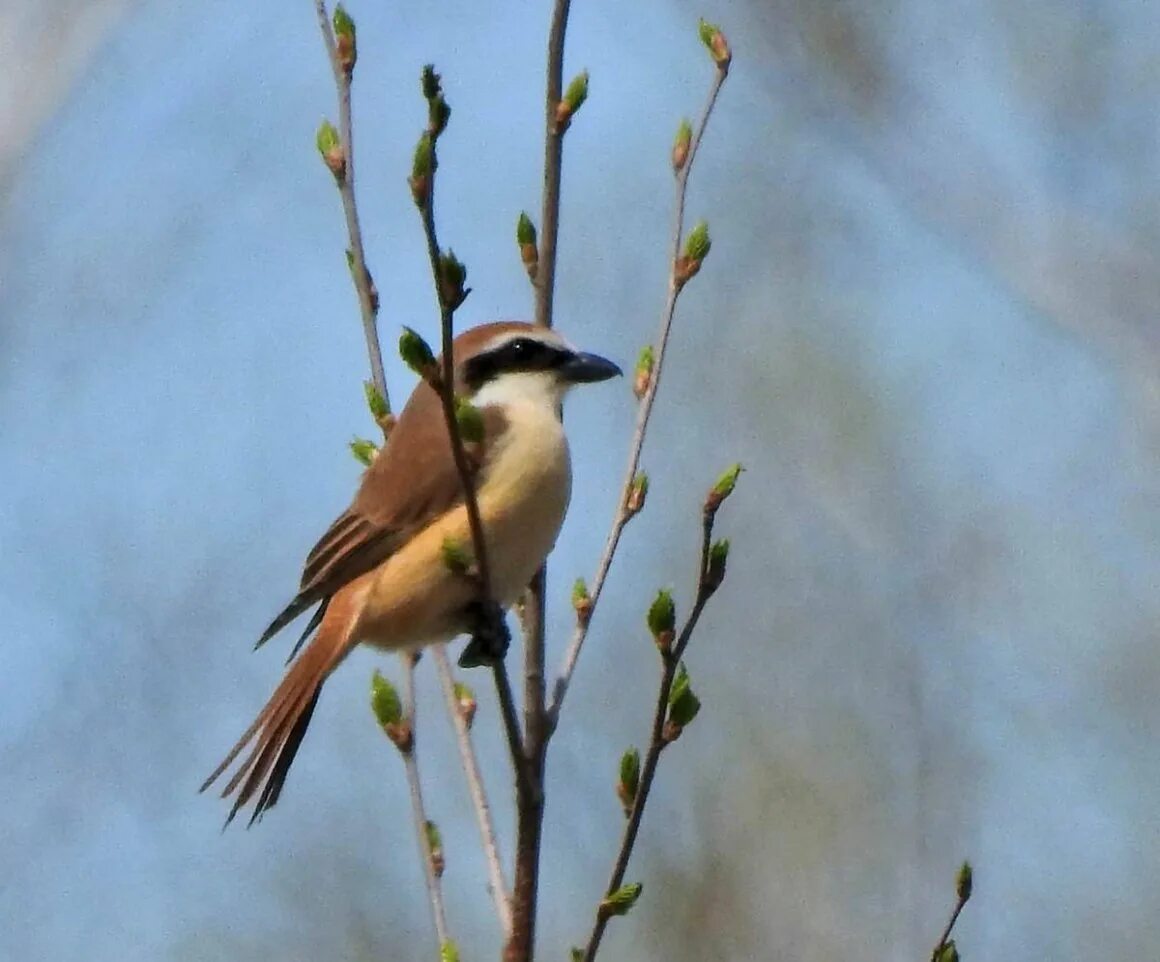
[399,653,453,954]
[313,0,389,407]
[579,508,720,962]
[547,59,729,734]
[433,645,513,935]
[931,862,972,961]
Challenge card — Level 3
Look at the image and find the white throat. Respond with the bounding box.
[470,370,568,417]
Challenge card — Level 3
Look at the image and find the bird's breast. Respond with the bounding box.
[478,402,572,605]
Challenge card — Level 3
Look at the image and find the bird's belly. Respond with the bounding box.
[357,420,571,650]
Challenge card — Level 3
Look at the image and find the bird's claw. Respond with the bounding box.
[458,599,510,668]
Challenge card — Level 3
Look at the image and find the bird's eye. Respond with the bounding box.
[509,338,533,354]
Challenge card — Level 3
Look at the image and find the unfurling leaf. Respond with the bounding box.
[572,577,593,627]
[672,118,693,172]
[697,18,732,69]
[555,70,590,130]
[316,119,345,180]
[666,661,701,734]
[705,462,743,514]
[370,670,402,727]
[364,380,389,421]
[646,588,676,647]
[410,133,437,205]
[704,538,730,595]
[438,250,469,310]
[617,747,641,814]
[517,211,539,279]
[399,326,438,382]
[934,942,959,962]
[633,345,655,399]
[599,882,643,919]
[625,473,649,518]
[453,681,477,728]
[956,861,973,903]
[674,220,711,286]
[332,4,357,75]
[440,941,460,962]
[349,436,378,466]
[454,396,484,442]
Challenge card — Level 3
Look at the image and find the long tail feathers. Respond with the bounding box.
[203,603,352,827]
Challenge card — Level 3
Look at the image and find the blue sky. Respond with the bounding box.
[3,1,1159,960]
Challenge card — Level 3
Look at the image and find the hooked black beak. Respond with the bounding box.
[560,350,622,384]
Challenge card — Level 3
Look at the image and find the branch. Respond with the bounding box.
[547,46,730,735]
[579,496,725,962]
[504,5,574,962]
[931,862,973,962]
[398,654,453,953]
[408,69,532,799]
[313,0,389,408]
[433,645,513,935]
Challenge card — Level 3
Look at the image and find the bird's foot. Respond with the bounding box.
[458,599,510,668]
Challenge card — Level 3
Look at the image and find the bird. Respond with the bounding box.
[201,320,621,825]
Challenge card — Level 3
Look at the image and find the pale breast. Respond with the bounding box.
[478,400,572,605]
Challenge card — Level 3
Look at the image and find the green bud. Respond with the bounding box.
[647,588,676,640]
[555,70,590,130]
[633,345,654,399]
[572,577,593,626]
[625,472,649,517]
[935,941,959,962]
[684,220,711,262]
[410,133,436,205]
[705,462,743,513]
[667,662,701,728]
[516,211,537,247]
[704,538,730,595]
[316,119,345,180]
[425,819,444,876]
[364,380,390,421]
[956,861,973,902]
[438,250,469,310]
[399,326,438,380]
[421,63,442,101]
[454,396,484,442]
[370,670,402,727]
[349,436,378,466]
[672,118,693,172]
[599,882,642,918]
[570,950,584,962]
[332,4,357,74]
[452,680,477,728]
[441,536,473,575]
[440,942,460,962]
[563,70,589,113]
[697,18,732,68]
[617,747,641,814]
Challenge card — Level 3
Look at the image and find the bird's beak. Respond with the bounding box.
[560,351,622,384]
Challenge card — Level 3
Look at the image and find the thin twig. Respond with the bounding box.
[313,0,389,405]
[433,645,513,935]
[931,864,971,961]
[580,513,717,962]
[413,121,531,799]
[505,4,573,961]
[400,653,453,952]
[547,62,729,734]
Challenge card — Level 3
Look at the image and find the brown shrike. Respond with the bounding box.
[202,321,621,825]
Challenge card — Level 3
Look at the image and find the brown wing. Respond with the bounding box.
[254,383,507,650]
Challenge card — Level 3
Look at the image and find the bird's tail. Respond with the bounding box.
[201,592,358,827]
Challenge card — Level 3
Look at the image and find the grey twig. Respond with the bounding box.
[433,645,513,935]
[547,60,729,734]
[580,508,718,962]
[313,0,389,406]
[399,653,452,952]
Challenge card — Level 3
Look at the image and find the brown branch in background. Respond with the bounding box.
[579,488,730,962]
[547,38,730,736]
[433,646,513,935]
[398,653,453,952]
[313,0,389,408]
[931,862,973,962]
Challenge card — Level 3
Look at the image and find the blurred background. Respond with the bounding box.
[3,1,1159,959]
